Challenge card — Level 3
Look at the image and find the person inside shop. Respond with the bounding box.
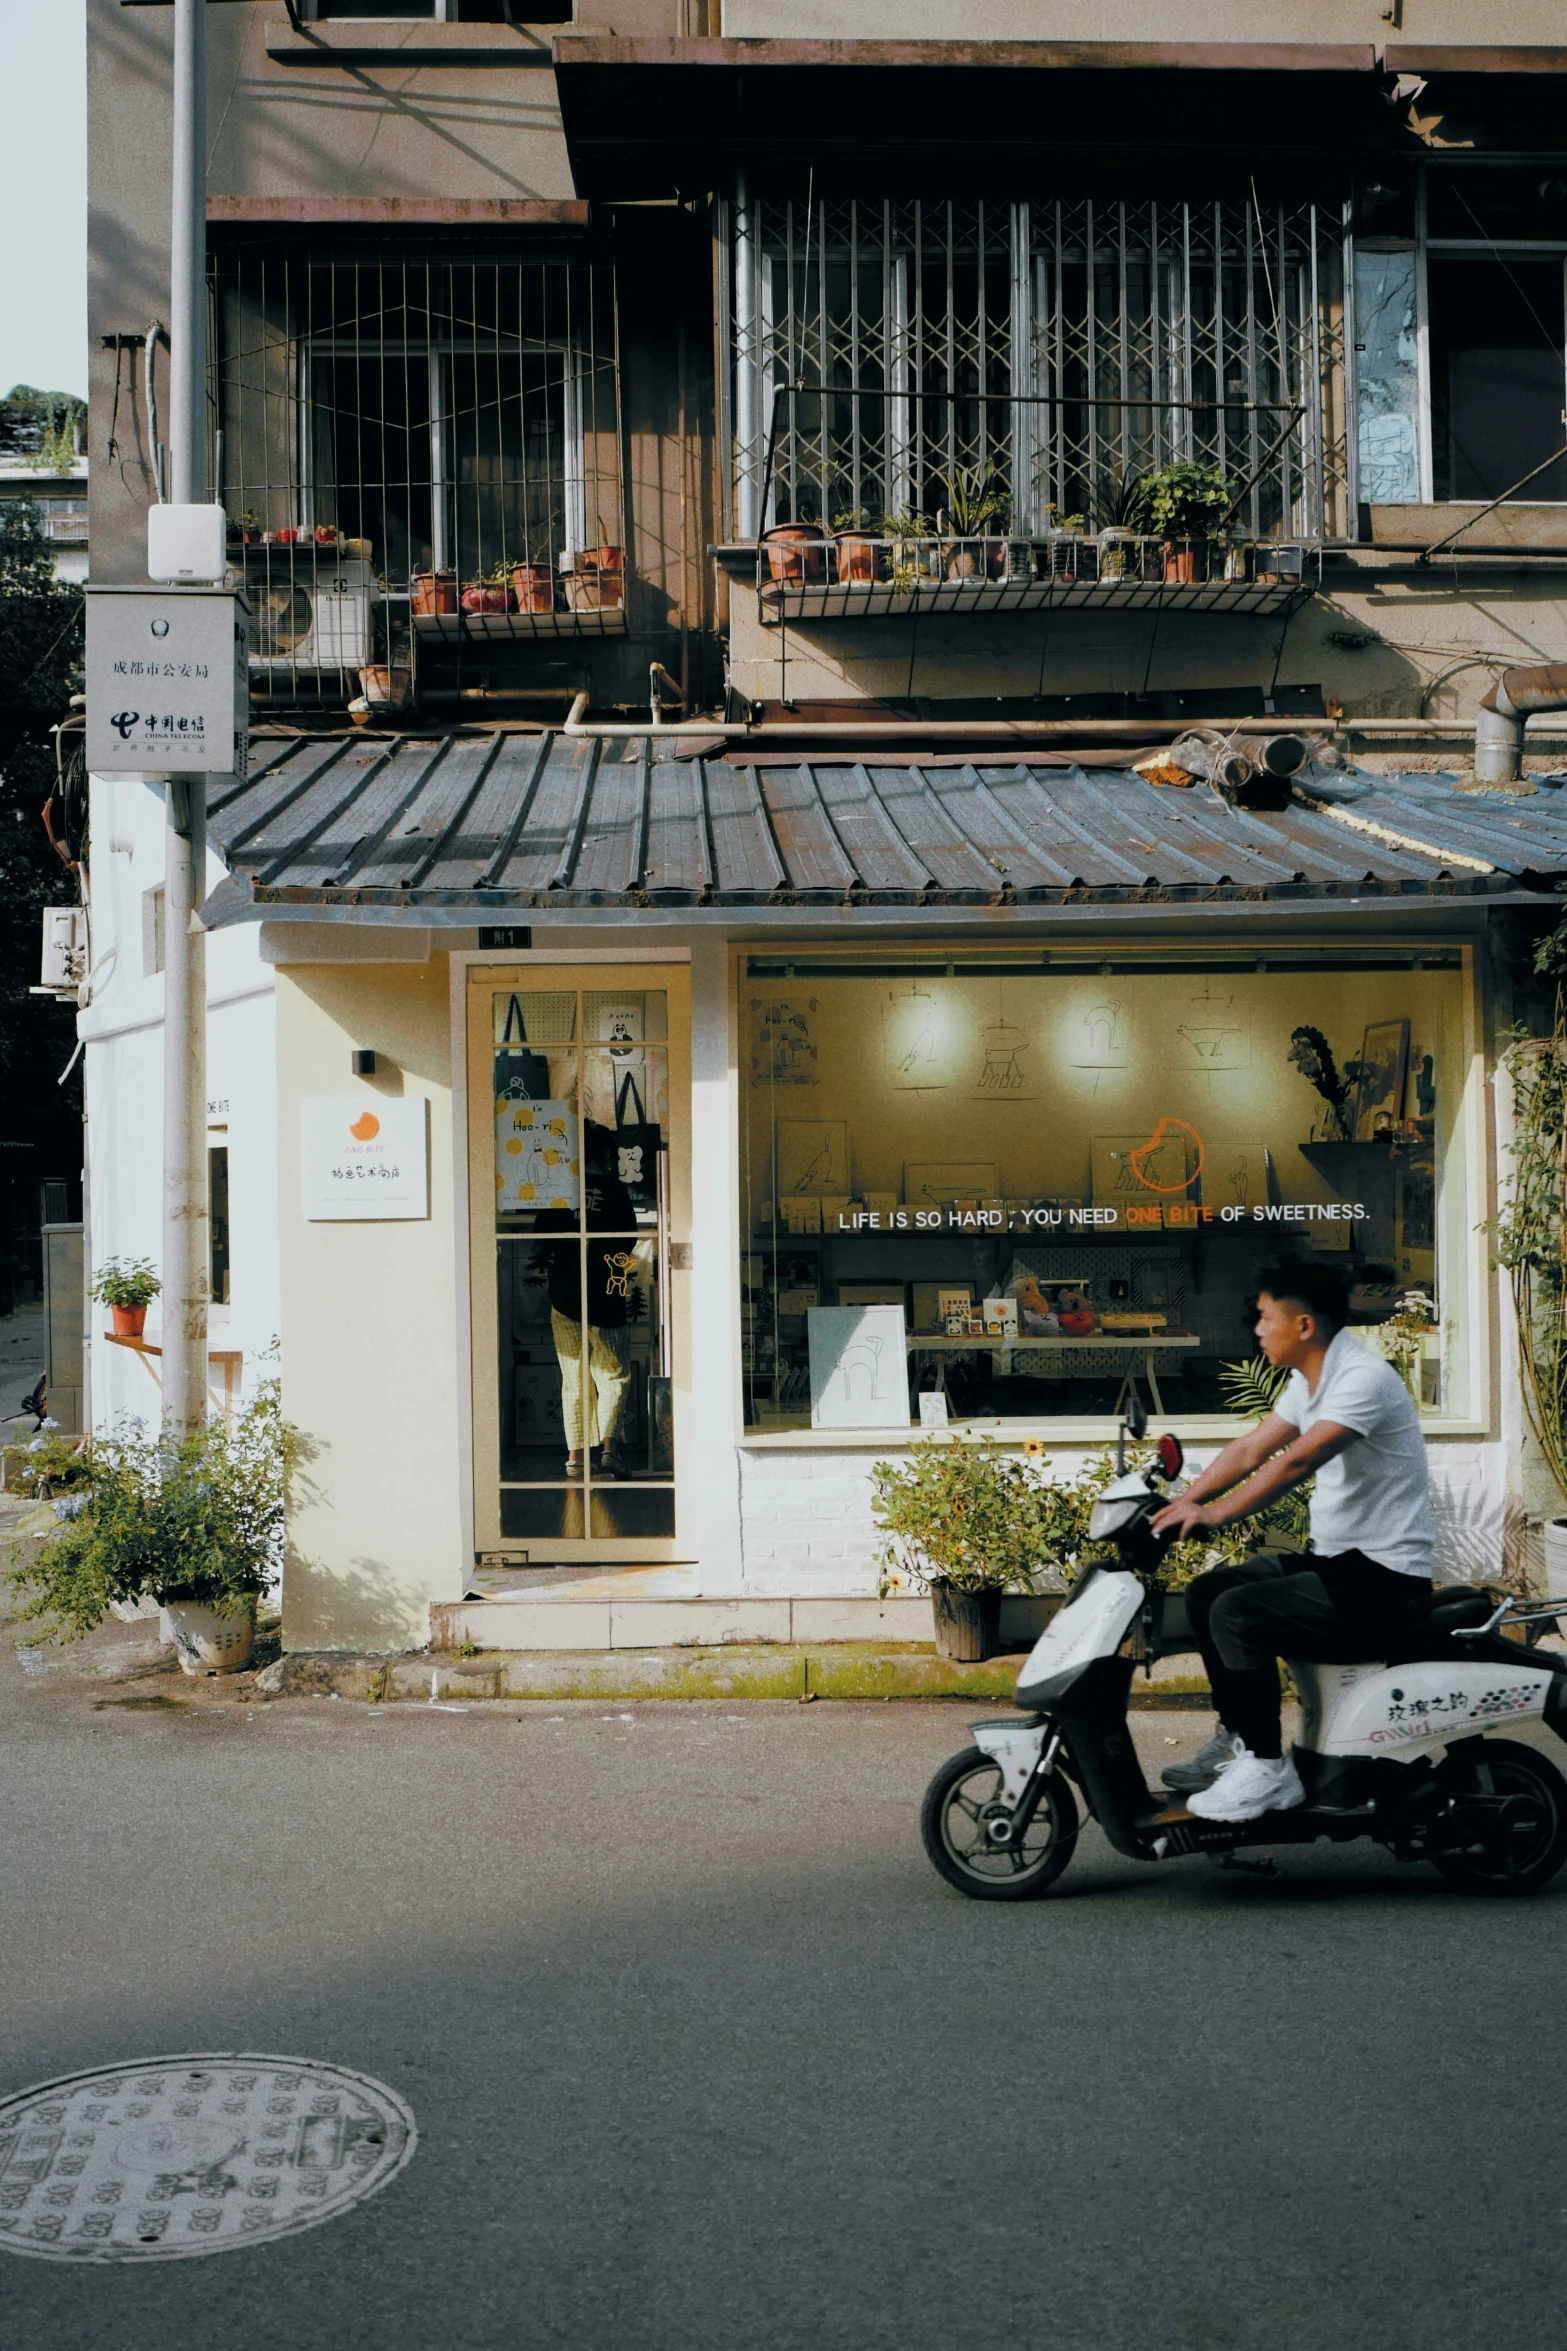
[532,1121,638,1480]
[1149,1253,1434,1824]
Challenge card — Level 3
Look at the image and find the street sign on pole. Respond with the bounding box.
[85,588,249,778]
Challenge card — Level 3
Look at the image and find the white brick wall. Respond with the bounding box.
[734,1436,1509,1596]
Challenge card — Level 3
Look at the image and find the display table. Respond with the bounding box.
[907,1329,1202,1415]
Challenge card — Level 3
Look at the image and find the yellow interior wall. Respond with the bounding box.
[276,959,465,1651]
[743,965,1459,1210]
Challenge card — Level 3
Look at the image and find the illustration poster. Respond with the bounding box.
[777,1119,849,1197]
[883,985,954,1091]
[750,997,819,1087]
[808,1305,911,1430]
[1167,980,1251,1074]
[495,1099,579,1215]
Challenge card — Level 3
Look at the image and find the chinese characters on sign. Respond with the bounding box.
[302,1099,430,1222]
[85,591,250,776]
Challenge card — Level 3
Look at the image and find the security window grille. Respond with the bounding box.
[213,245,623,689]
[726,194,1349,544]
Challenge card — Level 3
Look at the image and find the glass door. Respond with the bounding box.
[468,964,689,1562]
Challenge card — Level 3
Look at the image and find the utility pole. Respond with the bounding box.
[162,0,208,1438]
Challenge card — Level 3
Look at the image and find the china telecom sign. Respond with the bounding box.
[85,589,249,776]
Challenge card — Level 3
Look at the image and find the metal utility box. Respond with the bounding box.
[41,1221,84,1436]
[85,587,250,776]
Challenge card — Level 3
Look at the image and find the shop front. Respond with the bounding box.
[201,738,1559,1650]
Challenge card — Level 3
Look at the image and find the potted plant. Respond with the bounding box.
[832,508,886,584]
[884,508,940,594]
[90,1255,160,1341]
[6,1382,297,1678]
[871,1434,1067,1661]
[938,462,1011,580]
[1122,462,1236,583]
[412,568,458,616]
[461,562,513,615]
[762,519,828,583]
[358,664,413,711]
[511,557,555,614]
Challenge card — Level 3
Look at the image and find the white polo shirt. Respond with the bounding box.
[1274,1326,1434,1578]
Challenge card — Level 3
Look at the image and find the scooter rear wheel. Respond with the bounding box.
[1430,1738,1567,1896]
[921,1747,1079,1901]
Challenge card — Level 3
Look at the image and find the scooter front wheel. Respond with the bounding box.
[921,1747,1079,1901]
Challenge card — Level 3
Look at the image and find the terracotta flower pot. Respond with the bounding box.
[763,523,827,583]
[577,544,626,607]
[358,665,412,709]
[412,571,458,616]
[833,531,885,583]
[1162,539,1209,584]
[110,1303,147,1339]
[461,583,512,614]
[511,563,554,614]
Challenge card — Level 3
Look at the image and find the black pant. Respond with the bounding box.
[1184,1551,1432,1759]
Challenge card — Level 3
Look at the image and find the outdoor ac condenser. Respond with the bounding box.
[245,554,377,675]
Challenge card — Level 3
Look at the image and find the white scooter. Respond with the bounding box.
[922,1404,1567,1901]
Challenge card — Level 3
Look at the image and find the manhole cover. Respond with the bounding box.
[0,2055,416,2262]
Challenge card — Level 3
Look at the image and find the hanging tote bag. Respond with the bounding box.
[493,993,552,1107]
[612,1070,661,1213]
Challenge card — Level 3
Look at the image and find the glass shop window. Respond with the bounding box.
[739,955,1474,1435]
[1428,258,1567,504]
[492,988,672,1541]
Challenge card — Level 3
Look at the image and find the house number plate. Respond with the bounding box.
[0,2054,416,2262]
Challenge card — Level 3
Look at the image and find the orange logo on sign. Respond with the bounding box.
[350,1112,380,1142]
[1128,1116,1204,1192]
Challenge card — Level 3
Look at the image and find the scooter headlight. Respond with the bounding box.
[1089,1497,1144,1540]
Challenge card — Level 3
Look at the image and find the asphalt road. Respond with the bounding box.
[3,1625,1567,2349]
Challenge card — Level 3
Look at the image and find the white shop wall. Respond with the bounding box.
[82,774,279,1433]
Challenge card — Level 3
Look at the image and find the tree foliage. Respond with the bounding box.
[0,497,84,1239]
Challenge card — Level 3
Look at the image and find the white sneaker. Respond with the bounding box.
[1186,1747,1306,1823]
[1162,1729,1243,1794]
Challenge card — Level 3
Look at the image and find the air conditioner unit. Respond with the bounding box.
[245,555,377,674]
[40,907,87,991]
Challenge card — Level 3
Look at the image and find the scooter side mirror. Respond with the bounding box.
[1125,1397,1148,1443]
[1156,1432,1185,1480]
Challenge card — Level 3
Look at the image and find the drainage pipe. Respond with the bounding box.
[560,694,1339,747]
[1475,663,1567,784]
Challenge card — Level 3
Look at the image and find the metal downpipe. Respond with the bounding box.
[1474,663,1567,785]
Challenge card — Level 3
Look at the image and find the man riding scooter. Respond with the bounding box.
[1150,1254,1434,1824]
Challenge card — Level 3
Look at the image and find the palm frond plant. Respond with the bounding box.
[1217,1355,1291,1419]
[1489,1007,1567,1505]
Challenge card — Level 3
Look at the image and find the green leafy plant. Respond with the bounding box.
[871,1432,1306,1600]
[7,1382,299,1642]
[1489,1010,1567,1502]
[939,461,1012,538]
[88,1255,160,1311]
[6,1431,91,1499]
[1217,1355,1291,1419]
[872,1435,1076,1596]
[1121,461,1237,541]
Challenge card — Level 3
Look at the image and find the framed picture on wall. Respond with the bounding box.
[777,1119,849,1196]
[1352,1020,1410,1142]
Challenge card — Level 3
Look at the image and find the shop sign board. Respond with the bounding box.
[302,1097,429,1221]
[85,588,249,775]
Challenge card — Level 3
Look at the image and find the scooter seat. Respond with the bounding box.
[1378,1586,1497,1667]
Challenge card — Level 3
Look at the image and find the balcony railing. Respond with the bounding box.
[753,531,1320,623]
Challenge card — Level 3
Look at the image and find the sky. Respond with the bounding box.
[0,0,87,398]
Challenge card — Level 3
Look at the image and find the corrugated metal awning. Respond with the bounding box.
[199,731,1567,927]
